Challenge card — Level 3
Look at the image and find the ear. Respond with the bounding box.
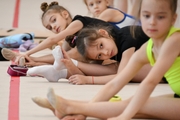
[61,10,70,19]
[98,29,109,36]
[172,13,177,25]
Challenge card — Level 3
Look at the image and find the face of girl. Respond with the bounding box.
[85,0,109,17]
[86,37,118,60]
[42,11,69,34]
[140,0,176,40]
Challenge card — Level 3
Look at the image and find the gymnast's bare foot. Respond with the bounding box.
[47,88,68,119]
[31,97,55,115]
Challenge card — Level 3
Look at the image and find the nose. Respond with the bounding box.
[102,50,109,56]
[51,24,56,31]
[94,4,98,8]
[149,17,156,25]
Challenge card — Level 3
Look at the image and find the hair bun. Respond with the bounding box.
[65,35,76,48]
[41,2,48,12]
[49,1,59,7]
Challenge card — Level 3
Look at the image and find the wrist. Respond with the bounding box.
[86,76,94,84]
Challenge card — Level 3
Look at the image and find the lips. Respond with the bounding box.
[110,50,113,57]
[148,29,157,32]
[56,27,60,33]
[109,51,113,57]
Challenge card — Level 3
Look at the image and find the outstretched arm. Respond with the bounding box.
[90,44,148,102]
[25,20,83,56]
[115,33,180,120]
[68,47,136,85]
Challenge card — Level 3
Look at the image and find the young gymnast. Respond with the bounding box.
[64,25,153,85]
[83,0,139,28]
[27,25,151,83]
[1,1,141,79]
[2,0,138,66]
[32,0,180,119]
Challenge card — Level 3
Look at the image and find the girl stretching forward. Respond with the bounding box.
[27,25,150,83]
[33,0,180,119]
[2,0,137,66]
[2,1,141,80]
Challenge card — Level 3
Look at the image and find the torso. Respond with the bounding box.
[146,26,180,96]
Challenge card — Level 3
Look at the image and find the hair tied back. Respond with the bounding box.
[40,1,59,12]
[71,36,77,43]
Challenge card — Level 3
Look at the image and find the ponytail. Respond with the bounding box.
[65,35,77,48]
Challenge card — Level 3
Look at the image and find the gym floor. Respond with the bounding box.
[0,0,179,120]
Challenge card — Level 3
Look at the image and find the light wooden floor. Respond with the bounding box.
[0,0,179,120]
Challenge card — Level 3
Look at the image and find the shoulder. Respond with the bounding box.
[106,7,124,14]
[166,31,180,45]
[99,7,124,19]
[165,31,180,52]
[72,15,98,27]
[73,15,89,21]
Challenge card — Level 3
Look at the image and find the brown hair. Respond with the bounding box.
[130,0,177,38]
[40,1,72,20]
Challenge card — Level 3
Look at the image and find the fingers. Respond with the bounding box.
[62,114,86,120]
[61,48,70,59]
[68,75,85,85]
[62,115,76,120]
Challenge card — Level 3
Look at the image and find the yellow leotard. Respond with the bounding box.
[146,26,180,96]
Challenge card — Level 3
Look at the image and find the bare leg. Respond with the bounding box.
[127,0,141,17]
[29,54,54,64]
[47,89,180,119]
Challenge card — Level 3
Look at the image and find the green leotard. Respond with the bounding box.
[146,26,180,96]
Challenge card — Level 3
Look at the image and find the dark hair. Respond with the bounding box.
[40,1,72,20]
[65,25,115,60]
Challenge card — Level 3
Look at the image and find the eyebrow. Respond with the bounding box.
[142,11,167,14]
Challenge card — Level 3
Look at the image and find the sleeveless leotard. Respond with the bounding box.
[146,26,180,96]
[108,7,139,29]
